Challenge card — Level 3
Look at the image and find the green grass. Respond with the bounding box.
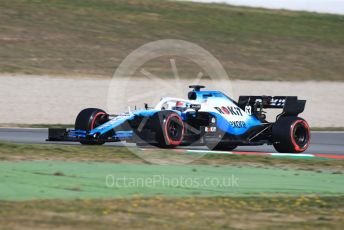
[0,0,343,80]
[1,160,344,200]
[1,142,343,229]
[0,142,143,163]
[0,196,343,229]
[0,142,343,170]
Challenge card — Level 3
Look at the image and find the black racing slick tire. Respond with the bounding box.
[75,108,109,145]
[151,111,184,148]
[272,116,310,153]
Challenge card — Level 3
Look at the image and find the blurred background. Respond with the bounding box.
[0,0,343,128]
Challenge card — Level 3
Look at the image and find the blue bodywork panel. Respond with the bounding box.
[70,90,262,138]
[192,90,262,135]
[88,110,159,136]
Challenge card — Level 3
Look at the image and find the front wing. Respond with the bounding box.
[47,128,135,143]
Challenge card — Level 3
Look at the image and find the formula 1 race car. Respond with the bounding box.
[47,85,310,153]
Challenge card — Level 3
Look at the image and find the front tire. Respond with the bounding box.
[75,108,108,145]
[151,111,184,148]
[272,117,310,153]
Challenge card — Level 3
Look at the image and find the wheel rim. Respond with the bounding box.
[291,120,310,151]
[90,112,107,129]
[167,119,181,141]
[164,114,184,145]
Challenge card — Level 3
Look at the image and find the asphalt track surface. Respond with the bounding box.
[0,128,343,155]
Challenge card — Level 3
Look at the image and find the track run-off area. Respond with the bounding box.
[1,128,343,201]
[0,128,343,159]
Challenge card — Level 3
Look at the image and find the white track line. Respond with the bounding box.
[186,149,315,157]
[270,153,314,157]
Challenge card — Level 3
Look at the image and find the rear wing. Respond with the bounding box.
[238,96,306,116]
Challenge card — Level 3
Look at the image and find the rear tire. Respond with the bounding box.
[75,108,108,145]
[272,116,310,153]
